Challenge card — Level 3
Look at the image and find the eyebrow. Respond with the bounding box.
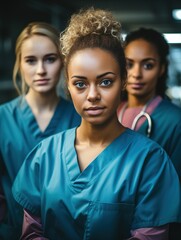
[71,72,116,79]
[126,57,157,62]
[97,72,116,78]
[24,53,58,59]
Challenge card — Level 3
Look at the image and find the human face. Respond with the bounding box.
[67,48,122,125]
[125,39,164,100]
[20,35,62,94]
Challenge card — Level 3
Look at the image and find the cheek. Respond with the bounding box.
[145,71,159,86]
[50,64,62,77]
[107,89,121,107]
[70,94,83,115]
[112,94,121,106]
[21,64,34,76]
[68,89,81,106]
[127,70,132,78]
[21,67,33,83]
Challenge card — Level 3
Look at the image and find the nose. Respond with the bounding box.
[87,85,101,102]
[131,64,142,79]
[37,61,46,75]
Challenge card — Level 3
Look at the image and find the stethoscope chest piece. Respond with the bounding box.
[131,110,152,137]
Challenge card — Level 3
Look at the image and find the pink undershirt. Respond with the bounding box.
[20,210,169,239]
[117,96,162,130]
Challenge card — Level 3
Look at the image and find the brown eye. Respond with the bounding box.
[143,63,154,70]
[126,61,133,69]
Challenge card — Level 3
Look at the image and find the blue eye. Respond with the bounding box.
[26,58,36,65]
[100,79,112,87]
[45,56,57,63]
[75,81,86,89]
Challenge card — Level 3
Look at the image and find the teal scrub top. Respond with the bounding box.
[0,96,81,239]
[12,128,181,240]
[138,99,181,180]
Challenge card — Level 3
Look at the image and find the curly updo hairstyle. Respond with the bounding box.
[60,7,127,92]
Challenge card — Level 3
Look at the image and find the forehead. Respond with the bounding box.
[21,35,58,56]
[125,39,159,59]
[68,48,120,71]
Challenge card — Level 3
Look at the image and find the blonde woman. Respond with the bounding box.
[0,22,80,239]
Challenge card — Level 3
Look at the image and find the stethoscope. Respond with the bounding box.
[119,101,152,138]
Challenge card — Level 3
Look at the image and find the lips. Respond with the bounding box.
[128,82,145,89]
[34,79,50,85]
[85,106,105,116]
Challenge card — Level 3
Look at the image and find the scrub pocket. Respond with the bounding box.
[84,201,134,240]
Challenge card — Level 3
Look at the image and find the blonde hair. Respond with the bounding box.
[13,22,62,95]
[60,7,127,90]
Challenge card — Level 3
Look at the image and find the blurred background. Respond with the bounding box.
[0,0,181,106]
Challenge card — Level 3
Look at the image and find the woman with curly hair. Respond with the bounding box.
[12,8,180,240]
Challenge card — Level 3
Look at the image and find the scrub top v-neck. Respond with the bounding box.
[12,127,181,240]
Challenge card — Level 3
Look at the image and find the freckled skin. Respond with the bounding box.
[67,48,122,127]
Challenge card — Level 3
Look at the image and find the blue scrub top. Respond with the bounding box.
[12,128,181,240]
[138,99,181,180]
[0,96,81,239]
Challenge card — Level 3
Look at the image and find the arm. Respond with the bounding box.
[22,210,168,240]
[127,225,169,240]
[20,209,49,240]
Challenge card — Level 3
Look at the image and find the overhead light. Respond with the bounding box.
[164,34,181,44]
[172,9,181,20]
[122,33,181,44]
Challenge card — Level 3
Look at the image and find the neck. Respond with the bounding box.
[25,89,60,112]
[76,117,125,147]
[127,93,156,108]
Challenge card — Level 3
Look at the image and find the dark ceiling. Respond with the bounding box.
[1,0,181,34]
[58,0,181,34]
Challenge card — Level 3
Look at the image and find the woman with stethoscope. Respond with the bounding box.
[117,27,181,240]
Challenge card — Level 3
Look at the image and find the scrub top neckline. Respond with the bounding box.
[20,96,62,135]
[64,127,131,191]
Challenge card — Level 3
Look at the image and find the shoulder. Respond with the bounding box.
[124,128,168,159]
[125,129,177,178]
[0,96,22,113]
[23,127,76,172]
[158,99,181,117]
[38,127,75,151]
[125,128,162,147]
